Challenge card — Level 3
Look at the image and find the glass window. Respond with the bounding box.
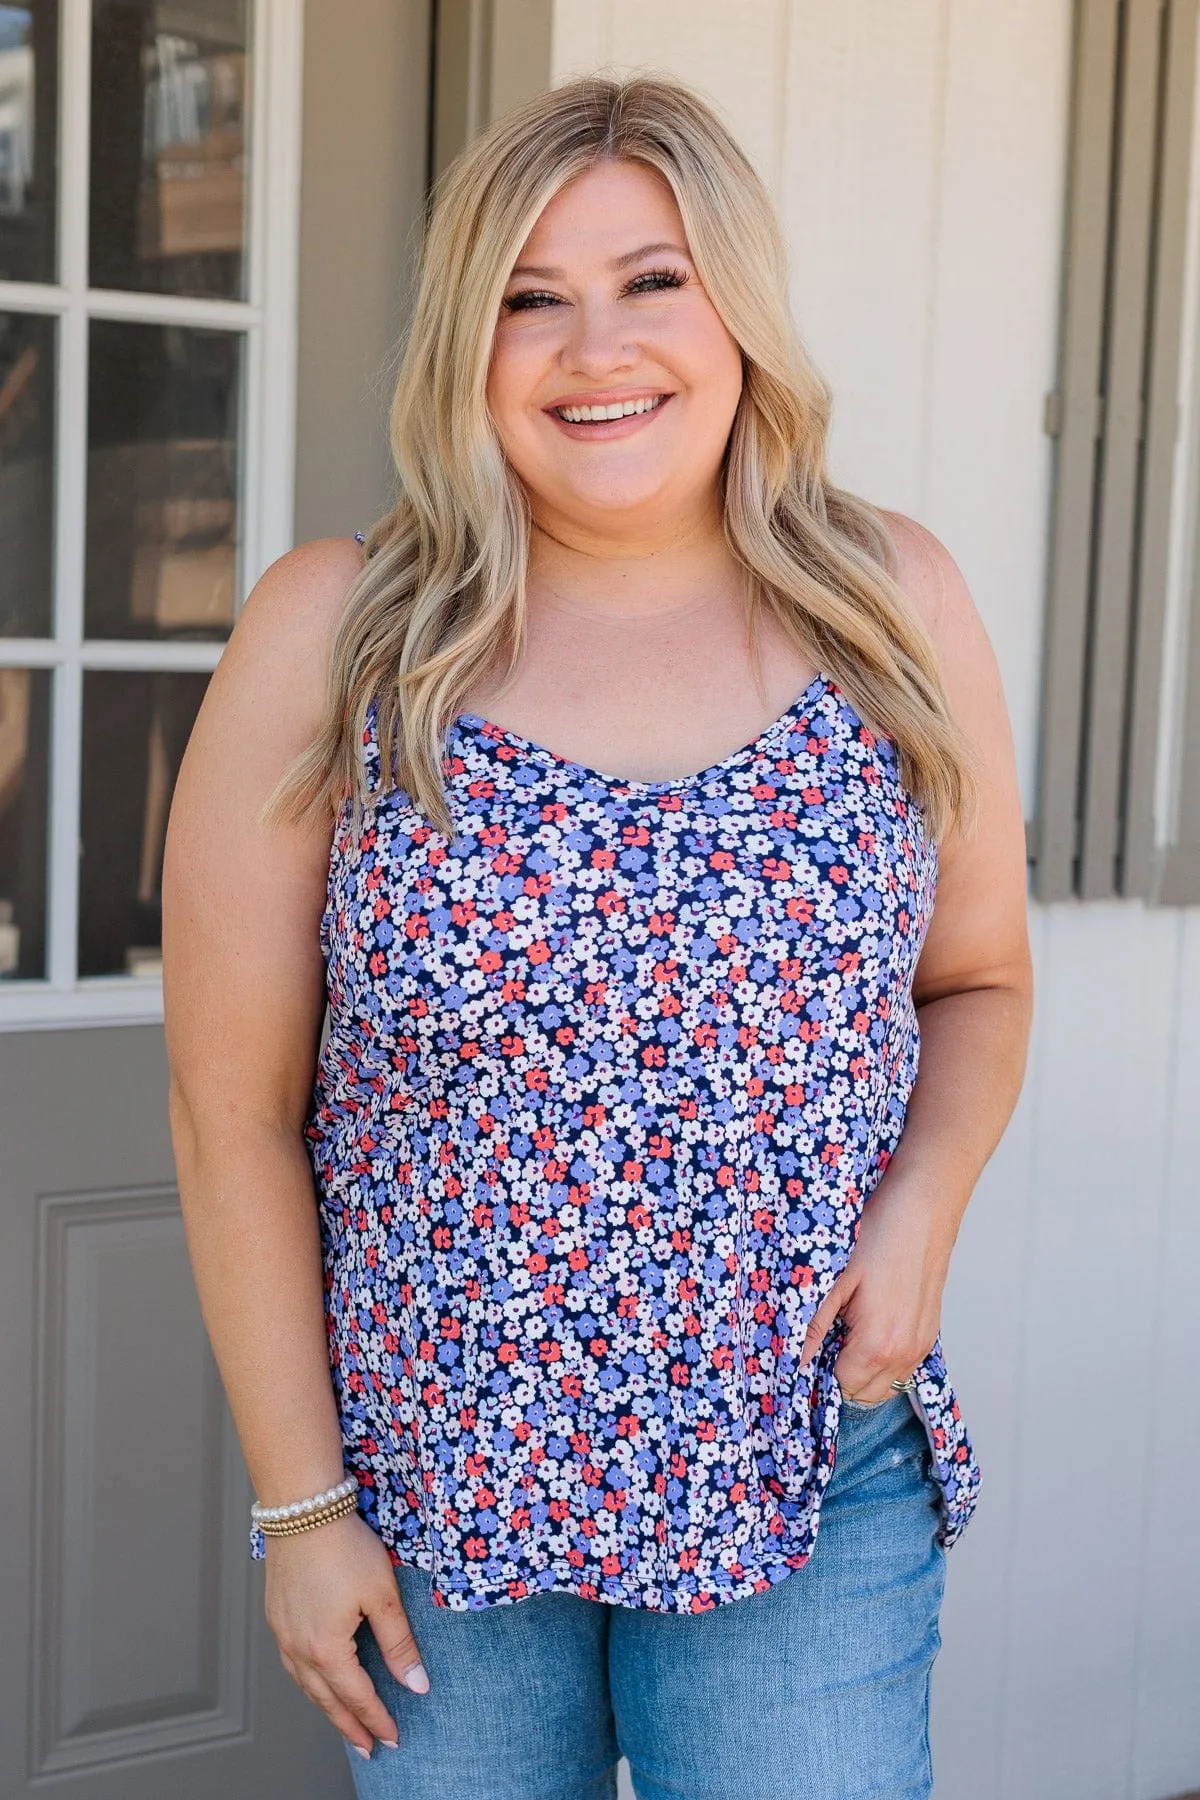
[89,0,250,300]
[0,664,49,979]
[0,308,54,637]
[78,670,209,977]
[85,319,241,641]
[0,0,302,1020]
[0,2,59,285]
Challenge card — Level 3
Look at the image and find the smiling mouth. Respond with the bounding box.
[552,395,669,424]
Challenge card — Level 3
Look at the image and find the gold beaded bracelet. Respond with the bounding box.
[256,1490,360,1537]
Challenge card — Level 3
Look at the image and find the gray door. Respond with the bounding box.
[0,1025,352,1800]
[0,0,430,1794]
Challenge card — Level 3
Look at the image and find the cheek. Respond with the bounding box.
[697,321,745,410]
[485,332,543,457]
[671,318,743,451]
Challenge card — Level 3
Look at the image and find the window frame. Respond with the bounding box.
[0,0,305,1030]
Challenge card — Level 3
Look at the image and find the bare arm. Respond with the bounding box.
[800,513,1034,1395]
[878,512,1033,1242]
[163,537,426,1757]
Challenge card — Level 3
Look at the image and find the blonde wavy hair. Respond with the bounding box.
[270,73,974,841]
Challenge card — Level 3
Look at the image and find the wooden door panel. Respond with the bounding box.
[0,1026,352,1800]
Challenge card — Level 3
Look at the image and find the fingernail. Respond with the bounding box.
[402,1662,430,1694]
[381,1738,399,1750]
[350,1742,371,1761]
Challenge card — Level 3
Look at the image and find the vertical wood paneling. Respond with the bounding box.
[552,0,787,192]
[551,0,613,79]
[924,0,1074,807]
[998,904,1180,1800]
[929,909,1047,1800]
[1128,906,1200,1798]
[606,0,785,186]
[776,1,947,516]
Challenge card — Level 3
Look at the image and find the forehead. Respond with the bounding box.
[514,159,688,268]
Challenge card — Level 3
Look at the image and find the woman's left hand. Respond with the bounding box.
[796,1170,955,1405]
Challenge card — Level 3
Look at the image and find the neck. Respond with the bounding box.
[525,495,746,622]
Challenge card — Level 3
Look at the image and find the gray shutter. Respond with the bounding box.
[1124,0,1200,892]
[1161,584,1200,898]
[1035,0,1200,902]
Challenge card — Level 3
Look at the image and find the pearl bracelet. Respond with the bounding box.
[251,1473,357,1525]
[256,1491,359,1537]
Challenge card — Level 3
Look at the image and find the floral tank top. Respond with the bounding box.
[249,668,982,1609]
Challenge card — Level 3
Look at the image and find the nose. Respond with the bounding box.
[560,294,638,379]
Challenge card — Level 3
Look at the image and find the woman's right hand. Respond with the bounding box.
[264,1512,430,1759]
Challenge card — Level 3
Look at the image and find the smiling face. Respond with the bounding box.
[486,159,745,547]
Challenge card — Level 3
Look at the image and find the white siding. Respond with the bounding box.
[551,6,1200,1797]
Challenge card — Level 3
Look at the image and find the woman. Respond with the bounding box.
[163,75,1031,1800]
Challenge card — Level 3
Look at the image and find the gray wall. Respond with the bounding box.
[431,0,553,179]
[293,0,433,543]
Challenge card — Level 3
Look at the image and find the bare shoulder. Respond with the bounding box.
[875,509,1000,711]
[167,535,365,838]
[206,535,365,749]
[239,533,364,630]
[877,510,973,648]
[163,537,366,1098]
[229,536,364,680]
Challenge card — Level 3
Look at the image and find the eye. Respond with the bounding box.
[624,267,689,296]
[502,289,562,313]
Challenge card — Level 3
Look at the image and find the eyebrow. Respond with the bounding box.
[507,240,691,280]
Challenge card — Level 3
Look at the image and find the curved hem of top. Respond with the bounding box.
[377,1540,816,1614]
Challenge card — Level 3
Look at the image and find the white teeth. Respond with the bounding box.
[558,396,664,423]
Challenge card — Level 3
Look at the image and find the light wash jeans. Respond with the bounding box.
[347,1392,946,1800]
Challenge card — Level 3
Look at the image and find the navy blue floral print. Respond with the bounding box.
[250,675,981,1608]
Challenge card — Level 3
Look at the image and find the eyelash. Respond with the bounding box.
[502,266,690,313]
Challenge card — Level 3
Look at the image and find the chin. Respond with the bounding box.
[567,485,668,516]
[557,468,683,516]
